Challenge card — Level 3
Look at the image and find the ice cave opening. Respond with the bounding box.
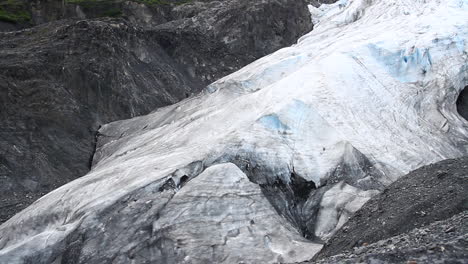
[456,86,468,121]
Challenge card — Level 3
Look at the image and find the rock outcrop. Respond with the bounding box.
[0,0,313,224]
[154,0,314,83]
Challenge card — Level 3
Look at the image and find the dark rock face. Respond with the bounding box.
[0,20,23,31]
[155,0,314,83]
[28,0,174,28]
[0,0,313,223]
[314,156,468,260]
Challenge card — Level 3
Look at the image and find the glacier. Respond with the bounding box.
[1,0,468,263]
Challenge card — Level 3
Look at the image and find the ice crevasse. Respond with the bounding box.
[0,0,467,263]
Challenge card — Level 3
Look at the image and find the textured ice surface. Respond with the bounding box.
[1,0,468,263]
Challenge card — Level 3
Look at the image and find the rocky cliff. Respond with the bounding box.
[0,0,313,224]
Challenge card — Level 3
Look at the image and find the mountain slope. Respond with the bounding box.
[0,0,467,263]
[314,156,468,261]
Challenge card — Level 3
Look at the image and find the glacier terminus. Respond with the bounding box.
[0,0,467,263]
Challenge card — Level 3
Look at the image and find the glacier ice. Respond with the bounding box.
[1,0,468,263]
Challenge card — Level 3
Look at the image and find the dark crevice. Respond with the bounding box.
[456,85,468,121]
[158,161,204,192]
[178,175,189,188]
[290,171,316,200]
[219,155,320,241]
[159,178,176,192]
[88,125,102,170]
[259,175,319,241]
[209,143,387,242]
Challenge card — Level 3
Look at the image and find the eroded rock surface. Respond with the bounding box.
[155,0,314,83]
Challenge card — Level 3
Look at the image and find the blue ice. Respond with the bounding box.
[259,114,290,133]
[368,43,433,83]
